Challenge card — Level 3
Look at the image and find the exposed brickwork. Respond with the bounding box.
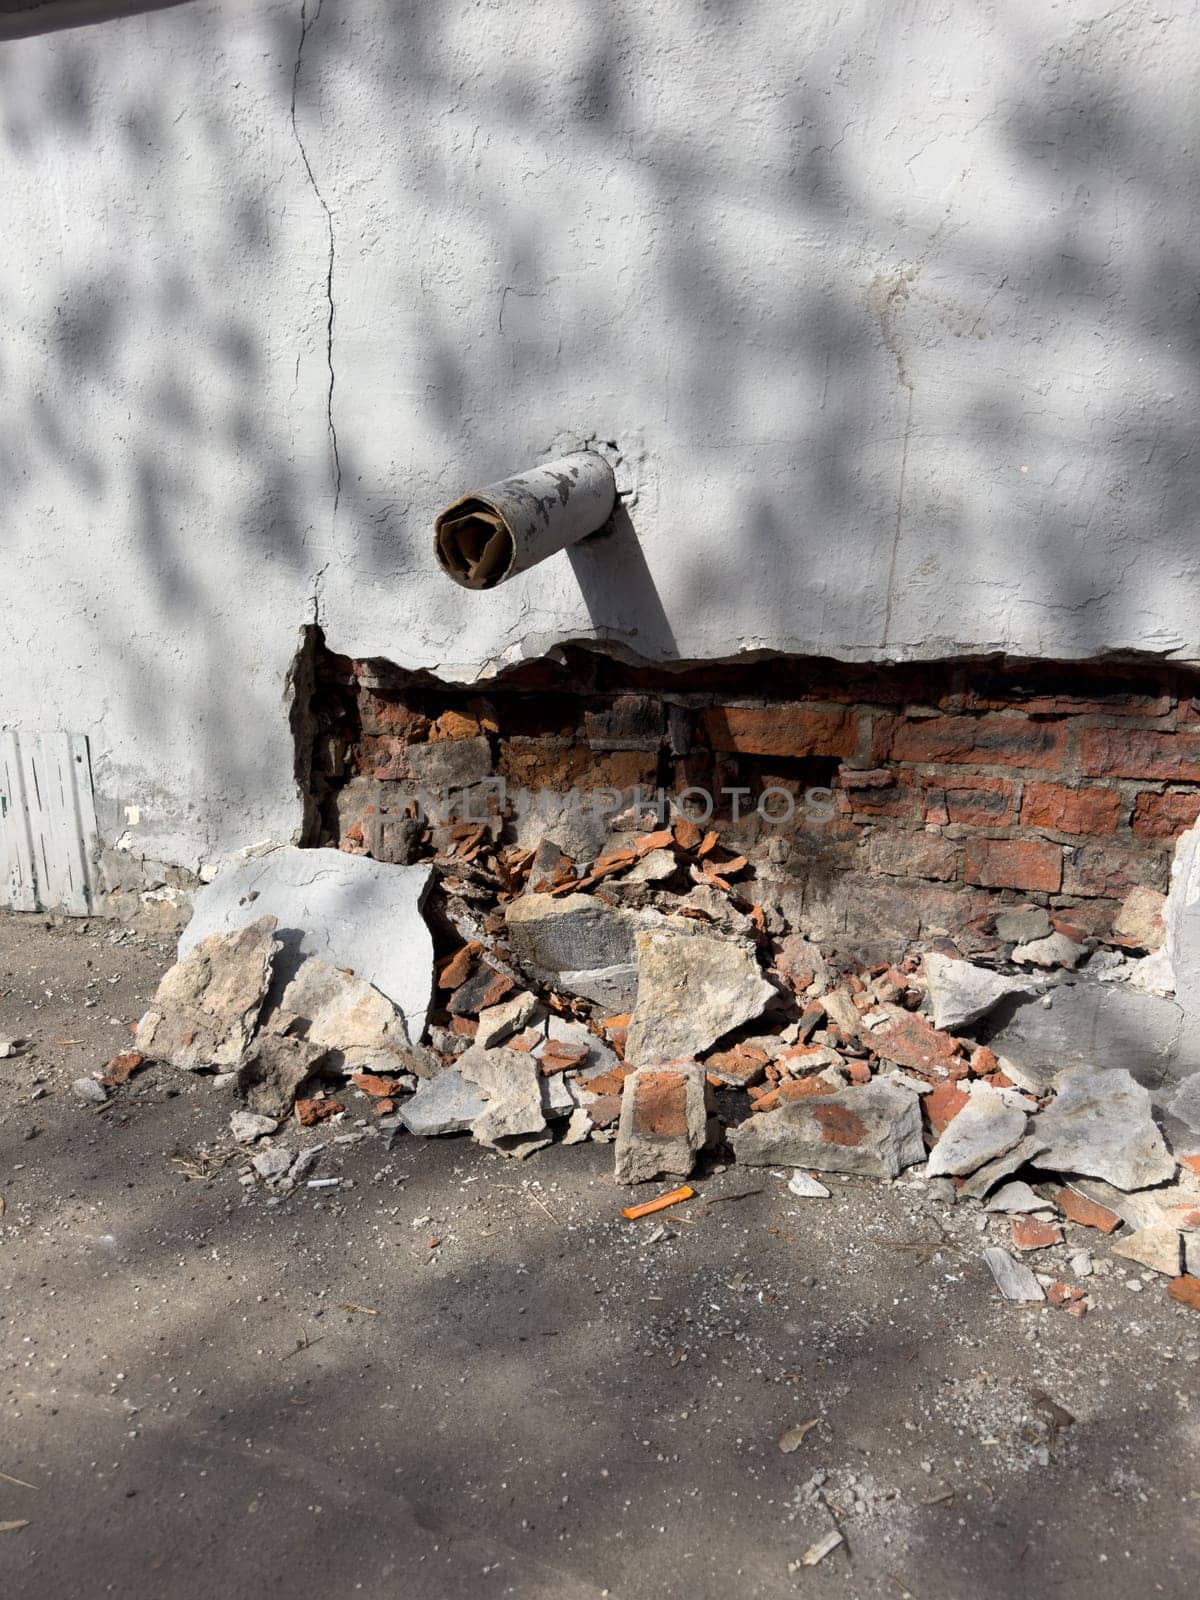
[888,714,1067,770]
[964,838,1063,892]
[1020,782,1121,836]
[1132,789,1200,840]
[311,644,1200,950]
[701,704,859,759]
[922,775,1016,827]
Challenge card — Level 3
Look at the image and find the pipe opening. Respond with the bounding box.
[435,499,516,590]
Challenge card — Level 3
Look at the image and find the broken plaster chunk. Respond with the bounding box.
[956,1134,1049,1201]
[623,847,678,884]
[1035,1066,1176,1191]
[614,1063,712,1185]
[985,1181,1050,1215]
[1012,931,1086,970]
[1111,1224,1183,1277]
[230,1110,279,1144]
[983,1246,1046,1303]
[458,1045,548,1149]
[135,915,280,1070]
[729,1080,925,1180]
[625,925,775,1065]
[179,847,435,1042]
[1167,1072,1200,1136]
[926,1082,1028,1180]
[73,1077,108,1104]
[397,1066,487,1137]
[505,891,660,979]
[787,1171,831,1199]
[266,956,427,1077]
[251,1145,295,1183]
[475,990,541,1050]
[922,952,1033,1032]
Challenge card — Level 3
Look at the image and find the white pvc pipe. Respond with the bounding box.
[434,450,617,589]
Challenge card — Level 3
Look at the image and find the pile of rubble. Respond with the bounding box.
[99,817,1200,1314]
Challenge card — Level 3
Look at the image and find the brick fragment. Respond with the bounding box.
[351,1072,400,1098]
[1167,1275,1200,1313]
[1010,1216,1063,1251]
[100,1051,145,1088]
[296,1097,344,1126]
[964,838,1062,892]
[438,943,480,990]
[672,818,703,851]
[1054,1187,1120,1233]
[868,1011,968,1079]
[1020,782,1120,836]
[924,1080,969,1137]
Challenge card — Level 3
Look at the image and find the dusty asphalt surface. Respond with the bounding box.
[1,912,1199,1599]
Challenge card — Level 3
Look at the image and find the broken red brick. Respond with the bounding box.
[351,1071,401,1098]
[539,1040,589,1076]
[1047,1281,1087,1310]
[924,1080,969,1137]
[437,943,480,990]
[846,1059,872,1085]
[100,1051,146,1088]
[585,1066,632,1097]
[777,1075,840,1102]
[1010,1216,1063,1251]
[1168,1275,1200,1313]
[869,1012,967,1079]
[428,708,483,741]
[449,1015,478,1038]
[1180,1154,1200,1178]
[672,818,703,851]
[631,1070,691,1137]
[634,828,674,854]
[587,1095,623,1128]
[697,829,721,857]
[1055,1187,1121,1233]
[295,1097,344,1127]
[704,1048,768,1088]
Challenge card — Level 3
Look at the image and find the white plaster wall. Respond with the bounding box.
[2,0,1199,872]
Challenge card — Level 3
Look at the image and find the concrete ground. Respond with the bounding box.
[1,912,1198,1599]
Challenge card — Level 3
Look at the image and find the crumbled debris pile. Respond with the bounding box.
[107,822,1200,1313]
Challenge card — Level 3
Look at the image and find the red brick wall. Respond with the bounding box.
[309,645,1200,946]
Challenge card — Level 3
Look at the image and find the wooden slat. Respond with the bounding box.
[0,731,99,915]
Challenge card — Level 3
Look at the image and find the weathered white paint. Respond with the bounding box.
[2,0,1199,874]
[0,731,100,913]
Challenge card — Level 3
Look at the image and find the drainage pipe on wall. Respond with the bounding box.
[434,450,617,590]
